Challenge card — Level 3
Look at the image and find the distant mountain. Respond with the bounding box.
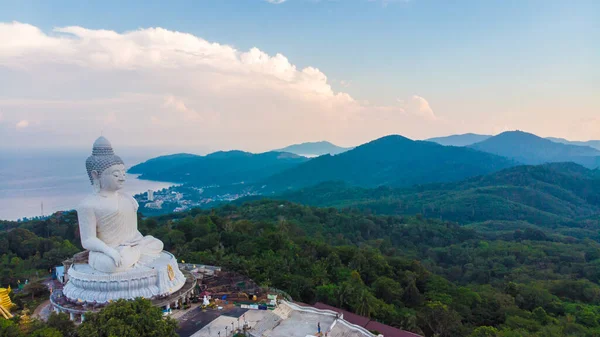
[274,141,352,157]
[261,135,516,191]
[547,137,600,151]
[128,150,308,186]
[426,133,491,146]
[275,162,600,227]
[470,131,600,168]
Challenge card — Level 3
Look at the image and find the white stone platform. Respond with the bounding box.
[63,251,186,304]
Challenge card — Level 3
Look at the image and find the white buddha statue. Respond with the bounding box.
[77,136,164,273]
[62,137,186,304]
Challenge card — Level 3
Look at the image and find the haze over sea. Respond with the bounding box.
[0,149,175,221]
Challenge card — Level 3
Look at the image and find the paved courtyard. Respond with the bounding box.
[263,310,335,337]
[177,306,248,337]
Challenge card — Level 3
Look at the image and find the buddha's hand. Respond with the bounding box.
[106,248,122,267]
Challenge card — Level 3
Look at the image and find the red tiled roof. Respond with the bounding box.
[313,302,370,327]
[312,302,422,337]
[365,320,423,337]
[293,301,312,307]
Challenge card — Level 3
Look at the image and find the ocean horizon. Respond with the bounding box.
[0,150,174,221]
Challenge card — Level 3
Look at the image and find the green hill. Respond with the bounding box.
[276,163,600,227]
[128,150,308,186]
[262,135,517,191]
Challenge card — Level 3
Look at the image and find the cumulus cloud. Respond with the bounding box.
[16,120,29,129]
[0,22,443,151]
[163,95,201,121]
[397,95,436,120]
[410,95,436,120]
[265,0,286,3]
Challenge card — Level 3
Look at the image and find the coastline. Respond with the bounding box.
[0,174,175,221]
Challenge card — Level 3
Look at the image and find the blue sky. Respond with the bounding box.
[0,0,598,151]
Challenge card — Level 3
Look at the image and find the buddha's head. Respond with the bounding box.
[86,136,126,192]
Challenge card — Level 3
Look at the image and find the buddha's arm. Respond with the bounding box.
[77,206,122,267]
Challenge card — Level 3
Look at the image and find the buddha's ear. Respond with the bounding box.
[91,170,101,192]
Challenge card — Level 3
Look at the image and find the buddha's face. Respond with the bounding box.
[96,164,126,192]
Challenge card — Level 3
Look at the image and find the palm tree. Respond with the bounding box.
[354,288,373,318]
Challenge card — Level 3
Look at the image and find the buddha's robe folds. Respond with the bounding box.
[77,192,163,273]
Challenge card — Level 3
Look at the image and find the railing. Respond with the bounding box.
[332,318,379,337]
[279,300,378,337]
[49,290,91,315]
[178,263,222,272]
[280,300,339,317]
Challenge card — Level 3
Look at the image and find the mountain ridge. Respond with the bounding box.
[426,133,492,146]
[469,131,600,168]
[261,134,517,190]
[128,150,308,186]
[547,137,600,151]
[273,140,353,157]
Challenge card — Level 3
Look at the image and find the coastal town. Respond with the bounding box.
[136,185,262,215]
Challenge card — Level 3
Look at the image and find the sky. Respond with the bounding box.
[0,0,598,154]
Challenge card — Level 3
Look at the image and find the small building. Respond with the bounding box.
[147,189,154,201]
[145,200,164,209]
[53,266,66,284]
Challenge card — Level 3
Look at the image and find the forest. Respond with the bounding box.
[3,197,600,336]
[276,162,600,227]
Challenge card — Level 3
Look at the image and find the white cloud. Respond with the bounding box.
[16,120,29,129]
[397,95,436,121]
[0,22,444,151]
[339,80,351,88]
[411,95,435,120]
[163,95,204,122]
[265,0,286,3]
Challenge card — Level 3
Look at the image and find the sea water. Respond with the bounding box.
[0,150,173,221]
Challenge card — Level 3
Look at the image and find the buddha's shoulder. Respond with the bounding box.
[77,194,102,211]
[118,192,139,208]
[117,192,136,202]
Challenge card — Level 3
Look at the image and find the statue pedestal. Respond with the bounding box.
[63,251,186,304]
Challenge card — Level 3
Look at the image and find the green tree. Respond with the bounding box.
[419,301,462,337]
[22,282,49,301]
[47,312,76,337]
[372,276,403,305]
[30,327,63,337]
[0,318,22,337]
[403,278,424,307]
[77,298,178,337]
[470,326,499,337]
